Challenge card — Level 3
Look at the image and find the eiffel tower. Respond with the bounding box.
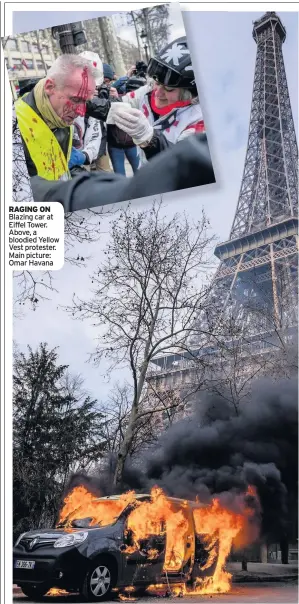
[149,12,298,385]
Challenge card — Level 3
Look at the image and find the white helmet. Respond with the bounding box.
[79,50,104,87]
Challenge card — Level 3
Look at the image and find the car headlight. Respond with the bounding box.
[15,532,27,546]
[54,532,88,548]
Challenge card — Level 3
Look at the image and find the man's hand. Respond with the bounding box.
[113,106,154,145]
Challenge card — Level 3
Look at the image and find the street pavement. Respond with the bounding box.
[12,582,298,603]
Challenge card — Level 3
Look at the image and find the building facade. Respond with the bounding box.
[4,30,60,98]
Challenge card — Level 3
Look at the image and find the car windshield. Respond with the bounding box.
[57,498,132,529]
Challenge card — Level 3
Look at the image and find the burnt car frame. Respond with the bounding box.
[13,494,218,601]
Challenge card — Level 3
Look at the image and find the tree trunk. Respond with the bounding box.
[241,557,248,571]
[113,292,161,488]
[35,30,48,73]
[280,538,289,564]
[98,17,126,75]
[113,402,138,488]
[131,12,142,60]
[112,427,134,488]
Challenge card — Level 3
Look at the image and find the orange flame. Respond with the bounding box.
[46,588,69,596]
[58,485,136,528]
[57,485,259,595]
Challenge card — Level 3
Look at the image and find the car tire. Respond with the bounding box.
[19,583,49,600]
[81,557,116,602]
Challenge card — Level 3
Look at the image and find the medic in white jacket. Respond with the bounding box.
[110,37,205,161]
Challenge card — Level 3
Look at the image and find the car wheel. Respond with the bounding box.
[19,583,49,599]
[81,558,116,602]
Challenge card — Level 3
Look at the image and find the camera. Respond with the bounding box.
[96,83,110,100]
[133,61,148,78]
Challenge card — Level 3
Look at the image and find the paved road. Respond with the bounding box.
[13,582,298,603]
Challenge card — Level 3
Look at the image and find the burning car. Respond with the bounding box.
[13,486,252,601]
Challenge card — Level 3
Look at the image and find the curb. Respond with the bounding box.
[232,574,298,583]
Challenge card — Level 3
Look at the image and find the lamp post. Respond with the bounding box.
[140,29,149,63]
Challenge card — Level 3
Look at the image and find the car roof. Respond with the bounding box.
[95,494,206,508]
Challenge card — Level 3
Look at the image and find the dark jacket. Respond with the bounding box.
[30,134,215,212]
[19,90,71,177]
[107,124,136,149]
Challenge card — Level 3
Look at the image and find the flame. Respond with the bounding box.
[57,485,259,595]
[58,485,136,528]
[126,487,190,571]
[46,588,69,596]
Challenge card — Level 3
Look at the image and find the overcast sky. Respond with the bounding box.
[12,9,298,404]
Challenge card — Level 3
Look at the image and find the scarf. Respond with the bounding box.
[150,90,192,116]
[34,78,71,130]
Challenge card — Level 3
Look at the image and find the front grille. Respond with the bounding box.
[20,536,57,551]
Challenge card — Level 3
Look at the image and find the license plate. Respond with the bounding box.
[15,560,35,569]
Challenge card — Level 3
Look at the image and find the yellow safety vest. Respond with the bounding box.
[15,97,72,181]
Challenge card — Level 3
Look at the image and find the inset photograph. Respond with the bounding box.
[4,4,215,211]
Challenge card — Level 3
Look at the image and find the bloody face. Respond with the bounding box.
[153,81,180,109]
[44,68,96,124]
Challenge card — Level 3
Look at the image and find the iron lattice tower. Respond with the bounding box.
[150,12,298,382]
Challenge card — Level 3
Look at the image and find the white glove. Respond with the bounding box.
[106,102,131,125]
[113,106,154,145]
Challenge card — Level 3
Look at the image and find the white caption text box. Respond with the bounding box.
[7,202,64,270]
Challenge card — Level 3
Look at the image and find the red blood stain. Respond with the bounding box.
[185,120,205,133]
[62,67,90,119]
[173,120,179,127]
[93,61,97,67]
[142,104,149,118]
[130,91,135,98]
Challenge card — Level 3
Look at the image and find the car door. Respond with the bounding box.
[164,501,195,576]
[119,517,166,586]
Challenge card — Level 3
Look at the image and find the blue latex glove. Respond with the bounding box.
[69,148,86,169]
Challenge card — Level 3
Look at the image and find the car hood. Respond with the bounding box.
[20,523,118,539]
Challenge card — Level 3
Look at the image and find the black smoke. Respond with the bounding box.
[66,378,298,542]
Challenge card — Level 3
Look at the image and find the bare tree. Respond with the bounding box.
[66,200,220,486]
[198,266,298,419]
[126,5,171,57]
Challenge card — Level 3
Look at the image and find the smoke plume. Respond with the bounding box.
[66,378,298,540]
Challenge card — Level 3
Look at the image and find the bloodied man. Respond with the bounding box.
[14,54,99,181]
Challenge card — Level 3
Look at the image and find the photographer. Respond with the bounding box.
[113,61,148,96]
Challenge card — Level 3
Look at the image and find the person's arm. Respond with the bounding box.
[121,84,149,109]
[81,117,102,164]
[142,119,205,160]
[140,130,174,160]
[30,134,215,212]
